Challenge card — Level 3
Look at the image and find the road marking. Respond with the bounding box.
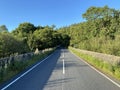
[63,52,64,58]
[62,50,65,90]
[62,51,65,75]
[1,52,55,90]
[71,52,120,88]
[63,59,65,74]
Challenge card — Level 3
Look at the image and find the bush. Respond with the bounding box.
[0,33,30,58]
[8,61,27,72]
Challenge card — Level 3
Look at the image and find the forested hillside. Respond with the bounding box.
[58,6,120,56]
[0,23,70,58]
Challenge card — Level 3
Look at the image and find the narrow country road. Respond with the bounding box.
[0,48,120,90]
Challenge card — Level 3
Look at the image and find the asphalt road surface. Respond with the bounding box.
[0,48,120,90]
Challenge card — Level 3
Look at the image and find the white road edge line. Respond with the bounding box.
[71,51,120,88]
[1,52,55,90]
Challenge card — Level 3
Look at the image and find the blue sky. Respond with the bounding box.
[0,0,120,31]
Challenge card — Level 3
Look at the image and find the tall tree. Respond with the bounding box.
[15,22,36,33]
[0,25,8,32]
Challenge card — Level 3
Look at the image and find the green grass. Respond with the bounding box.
[69,47,120,80]
[0,49,54,85]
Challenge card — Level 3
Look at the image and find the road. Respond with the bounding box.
[0,48,120,90]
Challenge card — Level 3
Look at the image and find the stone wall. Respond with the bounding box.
[74,48,120,65]
[0,47,55,70]
[0,53,34,69]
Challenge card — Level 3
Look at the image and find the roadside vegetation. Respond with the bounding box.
[69,47,120,80]
[58,6,120,56]
[0,49,54,84]
[0,23,70,84]
[58,6,120,80]
[0,23,70,58]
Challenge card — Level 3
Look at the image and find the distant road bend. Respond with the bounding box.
[0,48,120,90]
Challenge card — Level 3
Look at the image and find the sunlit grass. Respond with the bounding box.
[69,47,120,80]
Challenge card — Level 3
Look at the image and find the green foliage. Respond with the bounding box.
[82,6,114,21]
[28,25,70,50]
[0,25,8,32]
[58,6,120,56]
[60,33,70,47]
[11,22,36,51]
[8,61,27,72]
[114,67,120,78]
[33,27,60,50]
[0,22,69,58]
[0,33,29,58]
[13,22,36,34]
[0,69,4,81]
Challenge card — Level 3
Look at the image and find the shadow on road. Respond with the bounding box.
[45,77,75,88]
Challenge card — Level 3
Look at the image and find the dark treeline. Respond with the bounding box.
[58,6,120,56]
[0,23,70,58]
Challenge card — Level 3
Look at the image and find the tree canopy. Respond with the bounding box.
[0,25,8,32]
[0,23,70,58]
[58,6,120,56]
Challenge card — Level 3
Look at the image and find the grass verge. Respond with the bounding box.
[0,49,55,85]
[69,47,120,80]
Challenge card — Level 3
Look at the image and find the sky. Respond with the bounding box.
[0,0,120,31]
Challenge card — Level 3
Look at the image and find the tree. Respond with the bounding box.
[12,22,37,51]
[33,28,54,50]
[82,6,113,21]
[61,34,70,47]
[0,33,29,58]
[0,25,8,32]
[12,22,36,38]
[15,22,36,33]
[82,6,120,39]
[52,31,61,47]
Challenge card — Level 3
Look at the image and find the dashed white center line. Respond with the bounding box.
[62,50,65,90]
[62,51,65,75]
[63,58,65,74]
[63,52,64,58]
